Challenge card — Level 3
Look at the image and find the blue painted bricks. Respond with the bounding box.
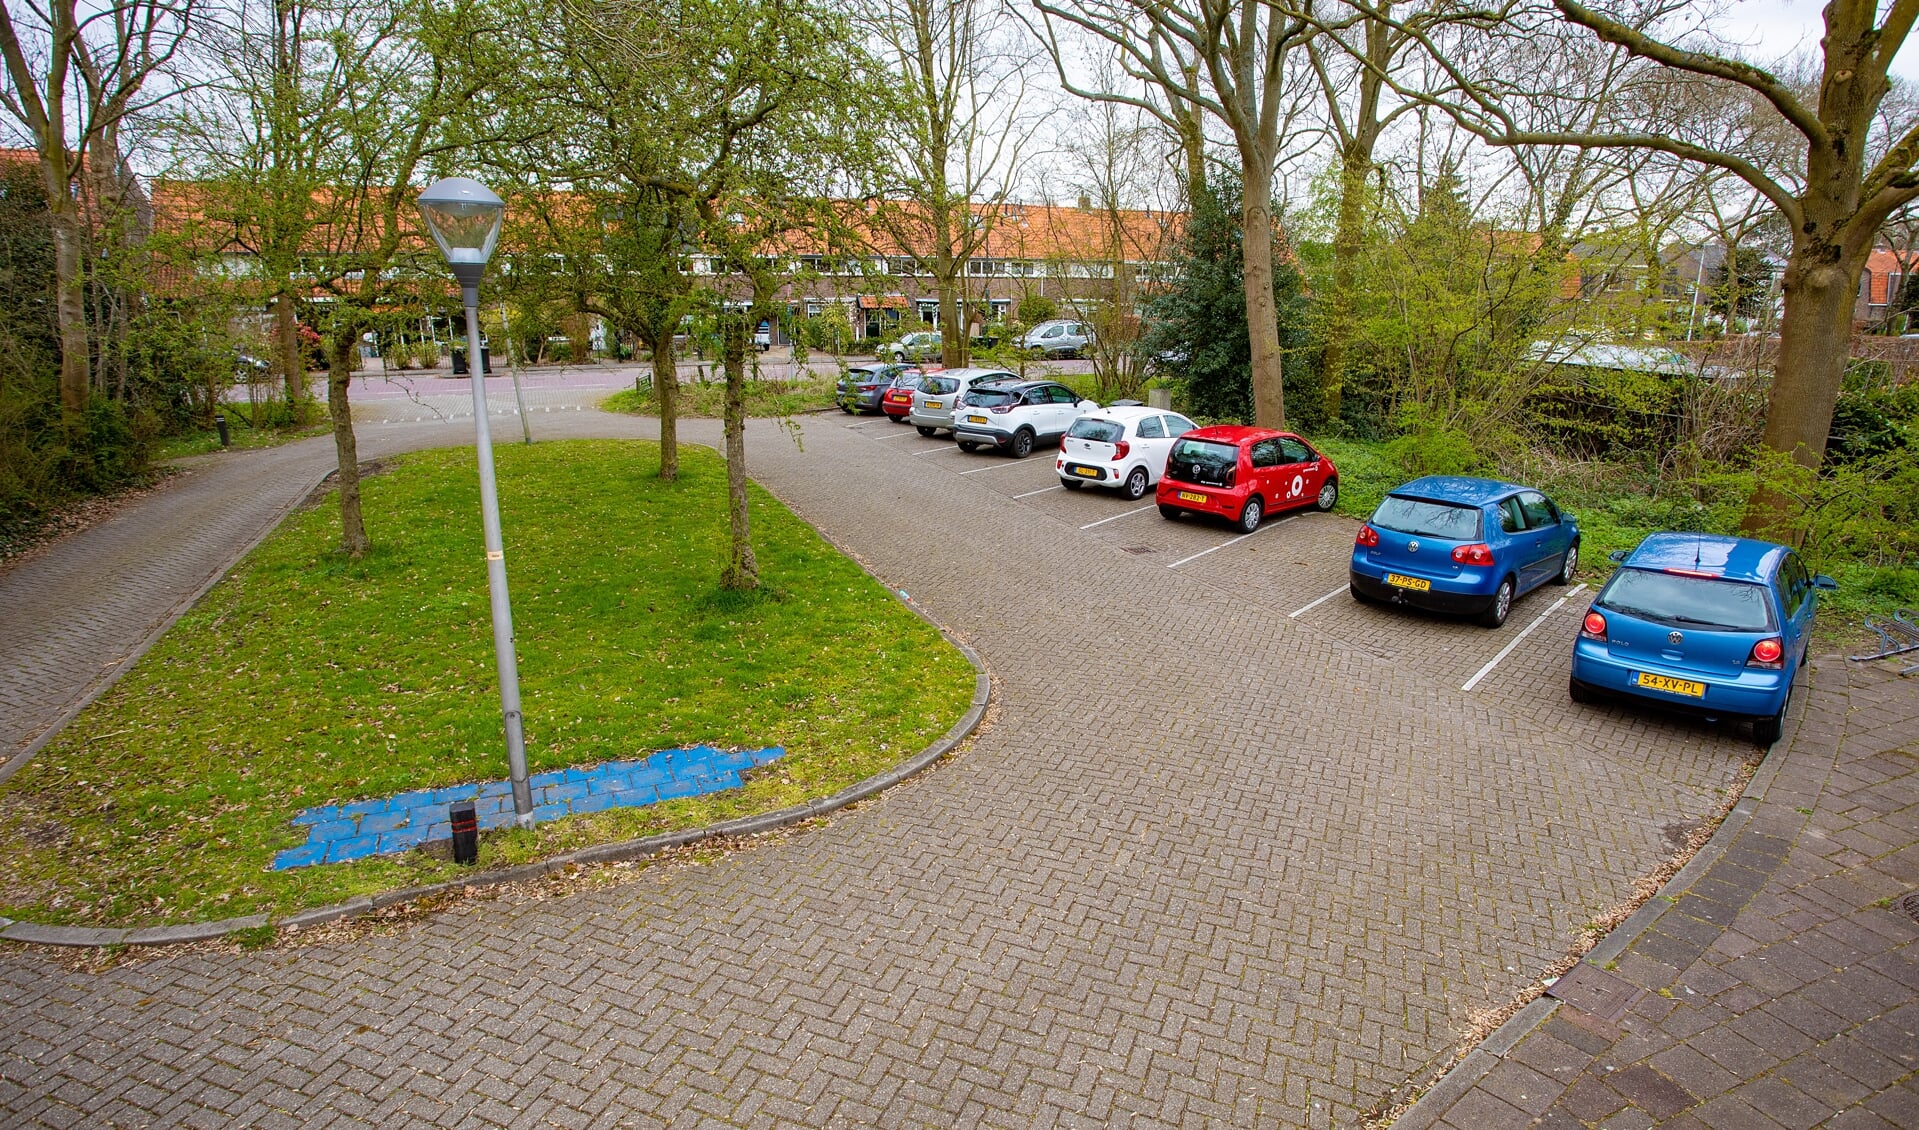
[270,745,784,871]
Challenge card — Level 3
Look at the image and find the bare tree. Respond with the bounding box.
[0,0,193,427]
[863,0,1030,369]
[1032,0,1317,427]
[1381,0,1919,531]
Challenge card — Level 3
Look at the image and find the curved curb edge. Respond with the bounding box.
[1387,660,1814,1129]
[2,443,993,950]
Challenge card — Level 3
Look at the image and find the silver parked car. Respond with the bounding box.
[1022,319,1095,359]
[906,368,1018,436]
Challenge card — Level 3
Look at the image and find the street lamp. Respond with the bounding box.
[418,176,533,829]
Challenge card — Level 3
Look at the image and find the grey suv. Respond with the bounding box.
[1022,319,1095,359]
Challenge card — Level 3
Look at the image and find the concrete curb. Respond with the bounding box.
[0,453,992,950]
[1389,661,1814,1129]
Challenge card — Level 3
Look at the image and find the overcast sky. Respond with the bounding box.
[1727,0,1919,82]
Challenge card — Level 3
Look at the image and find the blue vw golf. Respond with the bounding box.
[1569,533,1835,746]
[1349,476,1580,627]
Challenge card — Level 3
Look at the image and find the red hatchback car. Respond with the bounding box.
[1155,426,1339,532]
[880,370,926,423]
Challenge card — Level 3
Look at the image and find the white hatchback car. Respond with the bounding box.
[1056,406,1200,499]
[907,368,1016,437]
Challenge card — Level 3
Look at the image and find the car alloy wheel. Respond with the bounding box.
[1477,577,1514,628]
[1315,480,1338,512]
[1236,497,1263,533]
[1010,428,1034,458]
[1122,467,1149,500]
[1554,541,1579,584]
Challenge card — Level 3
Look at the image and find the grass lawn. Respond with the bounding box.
[154,412,331,461]
[603,371,839,418]
[0,440,974,928]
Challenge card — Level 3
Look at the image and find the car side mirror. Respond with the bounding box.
[1607,550,1627,564]
[1813,574,1838,591]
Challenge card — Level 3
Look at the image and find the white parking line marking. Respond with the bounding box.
[1460,583,1589,692]
[958,459,1040,475]
[869,429,920,441]
[1013,485,1064,499]
[912,444,957,456]
[1290,583,1350,618]
[1165,516,1290,568]
[1080,503,1156,530]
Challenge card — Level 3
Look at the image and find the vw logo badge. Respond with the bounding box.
[1407,539,1420,553]
[1668,631,1684,645]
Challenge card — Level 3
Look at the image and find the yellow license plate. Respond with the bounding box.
[1178,491,1207,504]
[926,401,942,410]
[1385,573,1431,591]
[1073,467,1099,478]
[967,414,988,424]
[1637,672,1706,697]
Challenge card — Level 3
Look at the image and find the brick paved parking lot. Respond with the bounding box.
[0,406,1854,1127]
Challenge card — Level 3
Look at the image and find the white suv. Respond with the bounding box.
[1056,406,1200,500]
[907,368,1016,436]
[951,379,1099,458]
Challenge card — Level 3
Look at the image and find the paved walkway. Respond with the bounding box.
[1395,654,1918,1129]
[0,399,1912,1127]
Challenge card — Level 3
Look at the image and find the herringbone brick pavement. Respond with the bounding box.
[2,408,1773,1127]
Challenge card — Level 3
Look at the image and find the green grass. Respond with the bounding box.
[0,440,973,927]
[154,417,331,460]
[603,372,839,418]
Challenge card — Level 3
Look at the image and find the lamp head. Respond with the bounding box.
[418,177,503,290]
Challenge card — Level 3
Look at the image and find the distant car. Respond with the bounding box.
[880,369,926,422]
[887,330,942,363]
[837,363,908,414]
[1570,533,1834,746]
[950,379,1099,457]
[1023,319,1095,358]
[1348,476,1578,628]
[1156,426,1338,533]
[907,368,1015,437]
[1056,407,1200,500]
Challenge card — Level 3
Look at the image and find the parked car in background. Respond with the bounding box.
[1156,427,1338,534]
[1057,407,1200,500]
[1022,319,1095,359]
[887,330,942,363]
[880,369,927,422]
[1348,476,1578,628]
[908,368,1016,437]
[837,362,909,414]
[1569,533,1833,745]
[950,379,1098,457]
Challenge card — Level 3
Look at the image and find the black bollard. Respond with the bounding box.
[215,413,229,448]
[449,801,478,865]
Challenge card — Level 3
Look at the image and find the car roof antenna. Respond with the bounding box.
[1694,535,1703,571]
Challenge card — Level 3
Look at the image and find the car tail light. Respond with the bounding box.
[1748,637,1784,669]
[1111,441,1129,461]
[1355,525,1379,547]
[990,404,1014,413]
[1451,543,1495,566]
[1581,611,1607,640]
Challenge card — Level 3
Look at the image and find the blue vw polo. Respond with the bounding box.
[1349,476,1580,627]
[1569,533,1835,746]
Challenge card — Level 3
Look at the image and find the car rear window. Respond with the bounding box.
[923,377,958,394]
[964,387,1017,406]
[1069,418,1124,442]
[1167,439,1238,486]
[1371,496,1483,541]
[1597,569,1776,632]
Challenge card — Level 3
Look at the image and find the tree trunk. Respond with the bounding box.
[652,331,679,481]
[48,200,90,425]
[719,313,757,590]
[326,333,369,557]
[1320,142,1371,424]
[1739,244,1862,535]
[275,294,306,424]
[1241,161,1286,429]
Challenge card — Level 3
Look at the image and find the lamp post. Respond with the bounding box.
[417,176,533,829]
